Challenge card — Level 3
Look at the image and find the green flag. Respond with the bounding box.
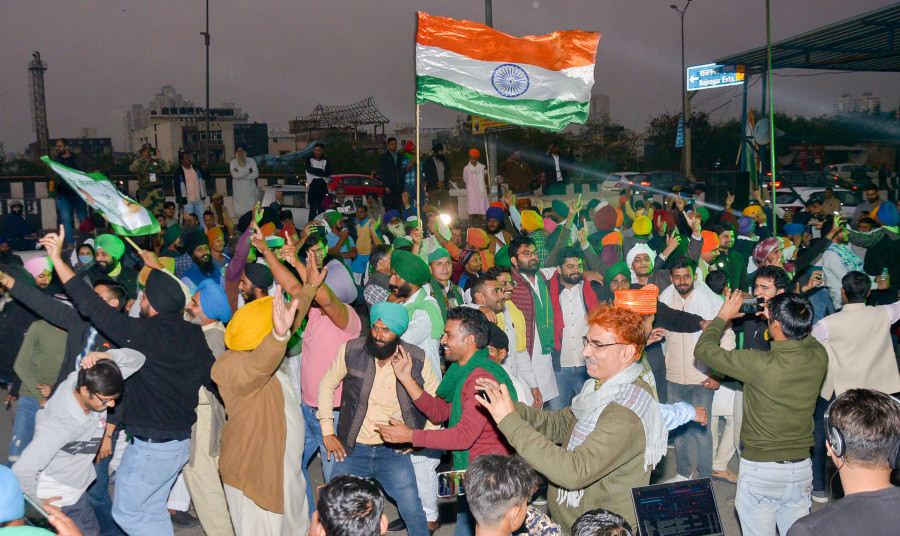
[42,156,161,236]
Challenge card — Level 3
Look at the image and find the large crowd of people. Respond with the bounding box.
[1,140,899,536]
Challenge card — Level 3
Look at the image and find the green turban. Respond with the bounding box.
[390,249,431,286]
[370,301,409,335]
[393,237,413,249]
[604,262,631,287]
[95,234,125,260]
[428,247,451,265]
[325,211,342,229]
[696,206,710,224]
[552,199,569,219]
[494,245,511,267]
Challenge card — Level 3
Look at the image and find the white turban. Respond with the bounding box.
[625,243,657,283]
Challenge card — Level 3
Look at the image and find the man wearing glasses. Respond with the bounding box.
[13,349,145,535]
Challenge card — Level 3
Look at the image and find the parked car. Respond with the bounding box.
[824,163,878,183]
[327,174,384,197]
[768,186,861,219]
[630,171,699,199]
[600,172,641,191]
[763,171,839,189]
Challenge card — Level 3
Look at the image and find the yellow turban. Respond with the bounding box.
[225,296,275,351]
[521,210,544,232]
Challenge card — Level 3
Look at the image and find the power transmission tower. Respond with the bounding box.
[29,51,50,160]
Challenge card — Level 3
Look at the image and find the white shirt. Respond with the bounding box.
[401,288,442,380]
[552,154,563,181]
[520,271,559,401]
[558,282,588,368]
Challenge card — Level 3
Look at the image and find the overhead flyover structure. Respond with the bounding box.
[713,3,900,202]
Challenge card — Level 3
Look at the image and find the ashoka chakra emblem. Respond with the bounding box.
[491,64,529,98]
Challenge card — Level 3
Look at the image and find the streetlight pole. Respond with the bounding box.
[201,0,210,166]
[671,0,692,178]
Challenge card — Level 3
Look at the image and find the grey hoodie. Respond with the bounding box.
[12,348,145,506]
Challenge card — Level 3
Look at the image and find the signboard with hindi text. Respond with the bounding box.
[471,115,517,135]
[686,63,745,91]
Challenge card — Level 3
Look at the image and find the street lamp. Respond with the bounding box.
[201,0,210,166]
[671,0,692,176]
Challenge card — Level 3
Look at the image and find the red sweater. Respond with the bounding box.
[411,369,514,460]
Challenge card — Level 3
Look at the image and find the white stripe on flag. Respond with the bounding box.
[416,44,594,103]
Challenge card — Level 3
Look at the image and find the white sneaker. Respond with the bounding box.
[662,472,691,484]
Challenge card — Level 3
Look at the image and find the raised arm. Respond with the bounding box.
[0,270,80,332]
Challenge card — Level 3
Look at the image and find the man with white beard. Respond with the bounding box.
[229,145,259,218]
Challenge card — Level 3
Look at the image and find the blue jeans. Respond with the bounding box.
[735,458,812,536]
[88,429,123,536]
[667,382,714,478]
[183,200,205,225]
[57,195,88,245]
[8,395,40,466]
[811,395,832,492]
[548,366,589,411]
[112,438,189,536]
[331,444,429,536]
[301,402,339,513]
[63,491,101,536]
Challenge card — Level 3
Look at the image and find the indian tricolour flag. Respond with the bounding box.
[41,156,161,236]
[416,12,600,131]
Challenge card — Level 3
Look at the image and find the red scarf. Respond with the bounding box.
[548,272,600,352]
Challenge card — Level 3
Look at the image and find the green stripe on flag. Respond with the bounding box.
[416,75,589,131]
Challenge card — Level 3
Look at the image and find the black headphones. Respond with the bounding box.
[824,391,900,471]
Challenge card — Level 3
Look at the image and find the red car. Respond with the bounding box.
[327,174,384,197]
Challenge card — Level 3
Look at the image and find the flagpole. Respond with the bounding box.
[765,0,777,235]
[415,104,421,225]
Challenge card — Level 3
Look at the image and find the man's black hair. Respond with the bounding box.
[279,210,294,221]
[164,201,176,209]
[316,474,384,536]
[77,359,124,397]
[56,138,69,146]
[465,455,538,528]
[387,137,397,144]
[541,207,553,217]
[668,257,696,273]
[820,215,842,237]
[93,279,128,312]
[299,229,327,257]
[572,509,634,536]
[709,223,733,236]
[203,210,214,218]
[768,293,813,340]
[841,270,870,304]
[556,246,584,267]
[447,307,491,349]
[857,217,878,228]
[470,274,498,302]
[755,265,790,291]
[705,270,729,295]
[368,244,392,273]
[828,389,900,469]
[508,235,535,259]
[805,198,822,208]
[313,142,325,149]
[485,265,511,280]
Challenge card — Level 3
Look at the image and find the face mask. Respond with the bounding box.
[79,255,94,265]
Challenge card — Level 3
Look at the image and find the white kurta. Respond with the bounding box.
[230,157,259,217]
[463,162,489,216]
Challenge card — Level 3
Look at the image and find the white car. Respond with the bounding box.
[824,163,878,182]
[770,186,861,219]
[600,172,641,191]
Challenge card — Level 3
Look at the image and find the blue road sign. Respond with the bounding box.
[675,117,684,148]
[686,63,745,91]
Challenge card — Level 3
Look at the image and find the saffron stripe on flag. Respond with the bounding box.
[415,75,589,131]
[416,12,598,70]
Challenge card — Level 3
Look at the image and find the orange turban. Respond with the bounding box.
[515,198,532,211]
[467,228,490,249]
[260,222,276,237]
[615,207,625,228]
[700,230,720,254]
[206,226,224,245]
[469,148,481,158]
[614,284,659,315]
[601,231,623,246]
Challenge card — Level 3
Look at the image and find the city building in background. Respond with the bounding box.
[832,92,881,114]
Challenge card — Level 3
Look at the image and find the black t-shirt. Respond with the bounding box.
[786,486,900,536]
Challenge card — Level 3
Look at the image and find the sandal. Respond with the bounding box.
[712,469,738,483]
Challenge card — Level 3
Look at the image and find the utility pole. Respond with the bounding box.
[28,52,50,161]
[671,0,693,178]
[201,0,211,166]
[484,0,498,193]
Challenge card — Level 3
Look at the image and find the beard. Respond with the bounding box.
[184,310,202,325]
[365,330,399,361]
[241,287,257,303]
[675,282,694,296]
[561,271,583,285]
[517,258,539,276]
[98,259,118,275]
[237,155,247,167]
[389,281,413,299]
[486,221,501,234]
[193,255,215,275]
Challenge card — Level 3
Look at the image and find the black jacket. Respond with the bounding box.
[305,156,332,202]
[422,154,448,192]
[379,151,404,190]
[64,277,215,439]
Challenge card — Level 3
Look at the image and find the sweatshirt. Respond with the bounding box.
[13,321,67,403]
[13,349,145,506]
[694,317,827,462]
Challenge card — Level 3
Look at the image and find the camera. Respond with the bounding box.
[739,297,765,314]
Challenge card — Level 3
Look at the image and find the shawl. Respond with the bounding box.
[826,243,864,273]
[405,289,445,339]
[497,302,527,353]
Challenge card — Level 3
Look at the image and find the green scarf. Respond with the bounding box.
[530,275,555,354]
[430,277,463,323]
[405,289,445,339]
[435,348,517,469]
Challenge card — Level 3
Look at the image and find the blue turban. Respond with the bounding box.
[485,206,505,222]
[370,301,409,335]
[197,280,232,323]
[0,465,23,524]
[782,223,804,236]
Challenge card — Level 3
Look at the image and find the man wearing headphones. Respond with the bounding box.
[787,389,900,535]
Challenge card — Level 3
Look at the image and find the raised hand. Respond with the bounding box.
[302,251,328,287]
[725,192,735,207]
[272,284,301,338]
[250,223,269,254]
[390,344,413,382]
[39,225,66,261]
[252,202,263,224]
[576,227,588,247]
[81,351,111,369]
[474,381,516,423]
[281,236,298,268]
[716,288,744,322]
